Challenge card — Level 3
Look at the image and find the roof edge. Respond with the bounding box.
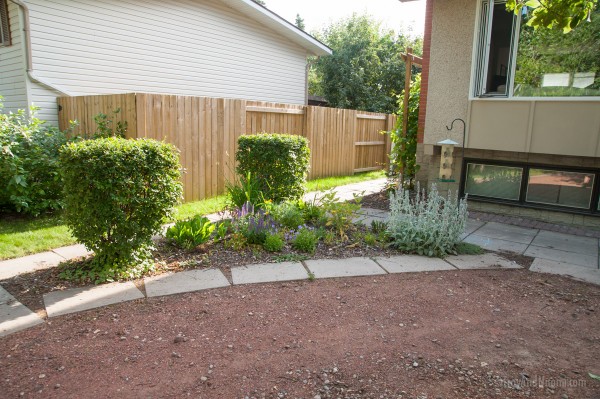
[220,0,332,56]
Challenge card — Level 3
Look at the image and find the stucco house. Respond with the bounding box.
[0,0,331,125]
[413,0,600,227]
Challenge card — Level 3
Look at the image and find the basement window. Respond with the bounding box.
[462,160,600,214]
[0,0,10,47]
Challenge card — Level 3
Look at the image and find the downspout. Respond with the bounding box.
[9,0,71,96]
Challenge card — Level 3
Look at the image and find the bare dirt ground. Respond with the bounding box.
[2,269,599,399]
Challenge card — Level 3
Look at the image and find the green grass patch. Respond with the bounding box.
[454,242,485,255]
[0,214,75,260]
[305,170,385,192]
[172,195,228,221]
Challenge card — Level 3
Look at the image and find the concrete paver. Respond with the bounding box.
[375,255,456,273]
[462,234,529,254]
[52,244,93,259]
[530,258,600,285]
[0,251,65,280]
[446,253,522,270]
[0,286,44,337]
[44,282,144,318]
[529,230,598,256]
[473,222,538,244]
[464,219,485,236]
[524,246,597,269]
[305,257,386,279]
[144,268,230,298]
[231,262,308,285]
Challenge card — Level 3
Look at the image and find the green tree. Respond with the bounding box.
[310,14,422,114]
[295,13,305,30]
[507,0,597,32]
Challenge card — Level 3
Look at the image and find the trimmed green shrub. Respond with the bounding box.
[236,133,310,202]
[387,183,468,257]
[166,215,215,250]
[0,103,72,215]
[60,137,182,282]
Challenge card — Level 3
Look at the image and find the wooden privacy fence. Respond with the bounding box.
[58,93,396,202]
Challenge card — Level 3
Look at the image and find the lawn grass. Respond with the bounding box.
[0,171,386,260]
[305,170,385,192]
[0,214,75,260]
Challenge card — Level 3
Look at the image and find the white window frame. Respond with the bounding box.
[472,0,520,98]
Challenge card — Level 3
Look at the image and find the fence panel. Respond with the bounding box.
[57,93,394,202]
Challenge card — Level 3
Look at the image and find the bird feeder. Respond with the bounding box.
[437,139,459,182]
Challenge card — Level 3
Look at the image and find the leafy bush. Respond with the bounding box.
[236,134,310,202]
[292,227,318,254]
[166,215,215,250]
[387,74,421,188]
[263,232,285,252]
[0,103,71,215]
[91,108,127,139]
[60,137,182,282]
[272,201,305,229]
[387,184,468,257]
[298,193,329,225]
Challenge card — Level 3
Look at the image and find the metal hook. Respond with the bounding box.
[446,118,466,159]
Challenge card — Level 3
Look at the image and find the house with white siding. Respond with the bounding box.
[0,0,331,125]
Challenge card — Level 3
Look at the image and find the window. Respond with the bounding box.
[526,169,594,209]
[473,1,518,97]
[465,163,522,200]
[0,0,10,47]
[474,1,600,98]
[462,160,600,213]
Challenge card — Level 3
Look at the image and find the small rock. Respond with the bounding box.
[38,374,46,379]
[174,336,187,343]
[495,343,501,348]
[120,336,126,341]
[412,362,419,368]
[54,384,61,389]
[200,376,208,382]
[171,352,182,358]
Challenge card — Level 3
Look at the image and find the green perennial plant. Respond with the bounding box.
[387,183,468,257]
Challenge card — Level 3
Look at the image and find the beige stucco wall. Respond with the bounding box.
[423,0,477,146]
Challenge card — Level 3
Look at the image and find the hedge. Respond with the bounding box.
[236,133,310,202]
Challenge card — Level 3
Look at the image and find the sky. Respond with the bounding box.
[263,0,427,37]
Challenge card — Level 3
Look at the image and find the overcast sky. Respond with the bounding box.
[263,0,427,37]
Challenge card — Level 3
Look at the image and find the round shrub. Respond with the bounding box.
[60,137,182,281]
[236,133,310,202]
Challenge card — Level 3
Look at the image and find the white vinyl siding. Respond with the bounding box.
[0,2,27,113]
[25,0,309,125]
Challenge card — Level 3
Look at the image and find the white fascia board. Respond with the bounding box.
[220,0,332,56]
